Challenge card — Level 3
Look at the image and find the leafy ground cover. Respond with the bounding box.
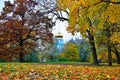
[0,63,120,80]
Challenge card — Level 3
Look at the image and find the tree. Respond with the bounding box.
[113,46,120,64]
[63,42,80,61]
[110,26,120,64]
[39,43,58,62]
[95,3,120,65]
[57,0,100,65]
[0,0,53,62]
[24,51,40,62]
[96,22,120,65]
[69,38,91,62]
[57,0,120,66]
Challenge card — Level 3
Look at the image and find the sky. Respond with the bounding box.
[0,0,78,43]
[0,0,14,11]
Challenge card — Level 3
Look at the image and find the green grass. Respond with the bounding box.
[0,61,90,66]
[0,61,119,67]
[40,61,90,64]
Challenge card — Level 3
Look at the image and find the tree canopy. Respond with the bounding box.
[57,0,120,65]
[0,0,54,62]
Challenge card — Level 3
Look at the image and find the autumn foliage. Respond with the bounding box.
[63,42,80,61]
[0,63,120,79]
[0,0,53,62]
[58,0,120,65]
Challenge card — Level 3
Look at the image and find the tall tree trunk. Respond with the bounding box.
[106,28,112,66]
[114,47,120,64]
[87,30,99,65]
[19,41,24,62]
[19,52,24,62]
[108,39,112,66]
[116,53,120,64]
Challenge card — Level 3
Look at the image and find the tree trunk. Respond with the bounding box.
[116,53,120,64]
[19,41,24,62]
[108,39,112,66]
[89,37,99,65]
[19,52,24,62]
[114,47,120,64]
[87,30,99,65]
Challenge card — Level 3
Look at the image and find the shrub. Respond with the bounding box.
[24,51,39,62]
[63,43,80,61]
[58,53,68,61]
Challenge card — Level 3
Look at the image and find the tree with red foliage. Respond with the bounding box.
[0,0,54,62]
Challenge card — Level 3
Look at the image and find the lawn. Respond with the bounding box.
[0,62,120,80]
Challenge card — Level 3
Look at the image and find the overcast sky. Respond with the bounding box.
[0,0,76,43]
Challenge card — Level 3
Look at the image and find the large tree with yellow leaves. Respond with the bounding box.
[57,0,120,66]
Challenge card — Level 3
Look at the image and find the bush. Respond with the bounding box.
[0,59,6,62]
[98,52,116,63]
[63,43,80,61]
[24,51,39,62]
[88,52,93,63]
[58,53,68,61]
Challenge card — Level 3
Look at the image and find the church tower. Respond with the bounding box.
[54,32,64,52]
